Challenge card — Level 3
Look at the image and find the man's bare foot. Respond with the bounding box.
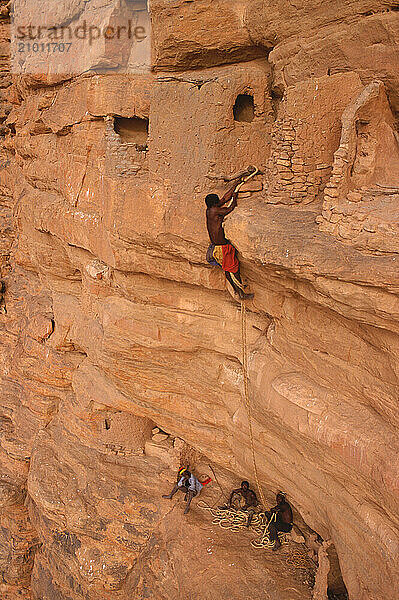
[238,290,254,300]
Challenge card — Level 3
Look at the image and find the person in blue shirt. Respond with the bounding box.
[162,469,203,514]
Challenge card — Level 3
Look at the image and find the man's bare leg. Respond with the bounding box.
[269,523,282,550]
[231,269,254,299]
[163,485,179,499]
[225,272,253,300]
[184,490,195,514]
[246,508,255,528]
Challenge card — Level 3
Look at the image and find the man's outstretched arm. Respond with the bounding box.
[217,195,237,216]
[219,184,238,206]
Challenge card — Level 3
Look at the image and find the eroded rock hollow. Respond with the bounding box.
[0,1,398,599]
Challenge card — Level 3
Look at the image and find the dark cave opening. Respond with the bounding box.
[233,94,255,123]
[114,116,149,151]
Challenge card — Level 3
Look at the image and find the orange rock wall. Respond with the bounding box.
[0,1,398,599]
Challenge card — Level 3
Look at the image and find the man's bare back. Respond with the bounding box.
[206,206,229,245]
[278,501,293,524]
[205,186,237,245]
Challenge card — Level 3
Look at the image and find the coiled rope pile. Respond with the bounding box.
[197,502,289,550]
[197,501,313,579]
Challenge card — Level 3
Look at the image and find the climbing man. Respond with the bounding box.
[226,480,259,527]
[205,181,254,300]
[162,469,203,514]
[265,492,293,551]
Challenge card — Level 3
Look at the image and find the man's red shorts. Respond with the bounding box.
[207,243,239,273]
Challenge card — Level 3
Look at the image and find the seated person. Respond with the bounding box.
[162,469,203,514]
[265,492,293,550]
[226,480,258,527]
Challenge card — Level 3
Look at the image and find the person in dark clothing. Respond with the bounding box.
[265,492,293,550]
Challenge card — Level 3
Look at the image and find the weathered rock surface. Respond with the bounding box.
[1,1,399,599]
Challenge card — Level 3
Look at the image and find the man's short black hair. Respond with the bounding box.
[241,480,250,488]
[205,193,219,208]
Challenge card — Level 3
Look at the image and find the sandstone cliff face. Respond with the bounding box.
[1,1,399,599]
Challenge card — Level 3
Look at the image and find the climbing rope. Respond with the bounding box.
[196,277,309,558]
[197,307,312,566]
[207,463,226,508]
[237,305,313,569]
[198,503,263,531]
[197,501,289,549]
[226,166,260,207]
[285,547,314,571]
[250,513,290,550]
[240,300,266,507]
